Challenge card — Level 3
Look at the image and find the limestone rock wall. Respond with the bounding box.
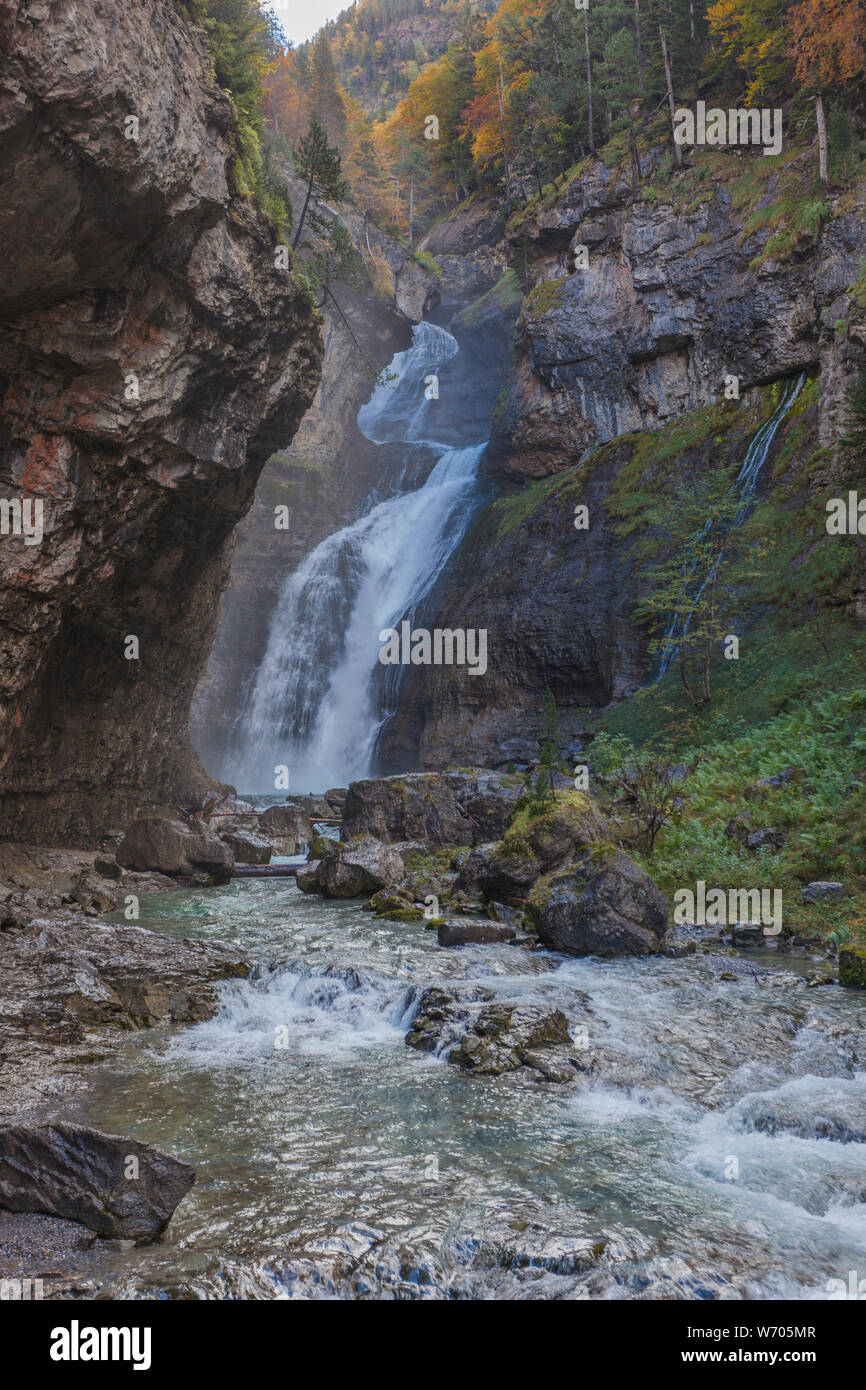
[0,0,322,843]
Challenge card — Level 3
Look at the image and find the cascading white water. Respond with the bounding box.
[224,323,488,792]
[658,372,806,677]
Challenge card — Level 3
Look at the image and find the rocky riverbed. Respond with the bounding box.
[1,876,861,1301]
[1,765,863,1301]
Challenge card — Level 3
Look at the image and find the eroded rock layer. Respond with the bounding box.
[0,0,322,844]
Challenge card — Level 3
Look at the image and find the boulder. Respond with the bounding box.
[317,836,405,898]
[202,793,257,820]
[530,848,668,957]
[452,842,499,890]
[405,985,495,1056]
[745,826,787,852]
[458,794,609,900]
[288,795,332,819]
[724,811,752,844]
[324,787,348,814]
[70,871,117,914]
[93,857,122,882]
[839,947,866,990]
[448,1004,585,1081]
[454,772,525,841]
[756,767,808,788]
[116,818,233,882]
[803,881,844,904]
[342,772,472,847]
[257,803,313,852]
[307,833,333,860]
[405,988,592,1083]
[295,860,323,893]
[437,917,517,947]
[0,1123,195,1240]
[221,831,272,865]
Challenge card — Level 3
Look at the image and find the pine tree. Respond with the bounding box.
[292,119,349,249]
[310,31,347,145]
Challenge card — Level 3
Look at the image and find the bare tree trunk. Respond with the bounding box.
[815,92,829,185]
[689,0,696,42]
[659,25,682,169]
[634,0,645,94]
[584,9,596,156]
[292,169,315,249]
[497,56,513,205]
[408,172,415,246]
[628,103,641,201]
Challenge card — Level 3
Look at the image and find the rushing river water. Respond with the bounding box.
[54,881,866,1301]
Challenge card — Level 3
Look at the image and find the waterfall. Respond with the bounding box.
[223,323,489,792]
[657,372,806,677]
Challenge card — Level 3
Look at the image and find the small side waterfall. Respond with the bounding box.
[658,372,806,677]
[224,323,489,792]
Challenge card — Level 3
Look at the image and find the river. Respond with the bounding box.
[53,879,866,1300]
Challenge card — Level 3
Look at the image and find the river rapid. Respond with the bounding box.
[50,878,866,1301]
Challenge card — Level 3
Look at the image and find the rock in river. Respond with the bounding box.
[0,1123,195,1241]
[530,848,669,957]
[116,818,233,882]
[301,836,405,898]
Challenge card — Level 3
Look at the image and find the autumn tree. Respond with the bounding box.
[705,0,792,103]
[789,0,866,185]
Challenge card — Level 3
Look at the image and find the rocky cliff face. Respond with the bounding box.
[0,0,322,845]
[381,151,866,770]
[486,148,865,482]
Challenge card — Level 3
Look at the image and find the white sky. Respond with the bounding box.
[270,0,351,46]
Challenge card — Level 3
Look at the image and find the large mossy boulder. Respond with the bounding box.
[455,772,526,841]
[116,817,233,882]
[529,847,669,957]
[341,770,525,848]
[457,793,609,900]
[315,835,405,899]
[839,947,866,990]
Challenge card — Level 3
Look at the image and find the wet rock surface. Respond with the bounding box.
[437,918,517,948]
[0,1123,194,1240]
[530,848,670,957]
[405,986,592,1083]
[0,913,248,1121]
[0,0,322,845]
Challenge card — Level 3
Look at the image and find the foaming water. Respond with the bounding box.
[55,881,866,1301]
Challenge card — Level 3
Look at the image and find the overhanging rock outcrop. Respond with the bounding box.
[0,0,322,844]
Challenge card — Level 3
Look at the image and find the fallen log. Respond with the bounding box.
[233,864,302,877]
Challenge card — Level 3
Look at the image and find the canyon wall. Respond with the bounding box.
[0,0,322,844]
[381,151,866,769]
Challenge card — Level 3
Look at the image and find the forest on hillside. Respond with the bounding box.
[188,0,866,247]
